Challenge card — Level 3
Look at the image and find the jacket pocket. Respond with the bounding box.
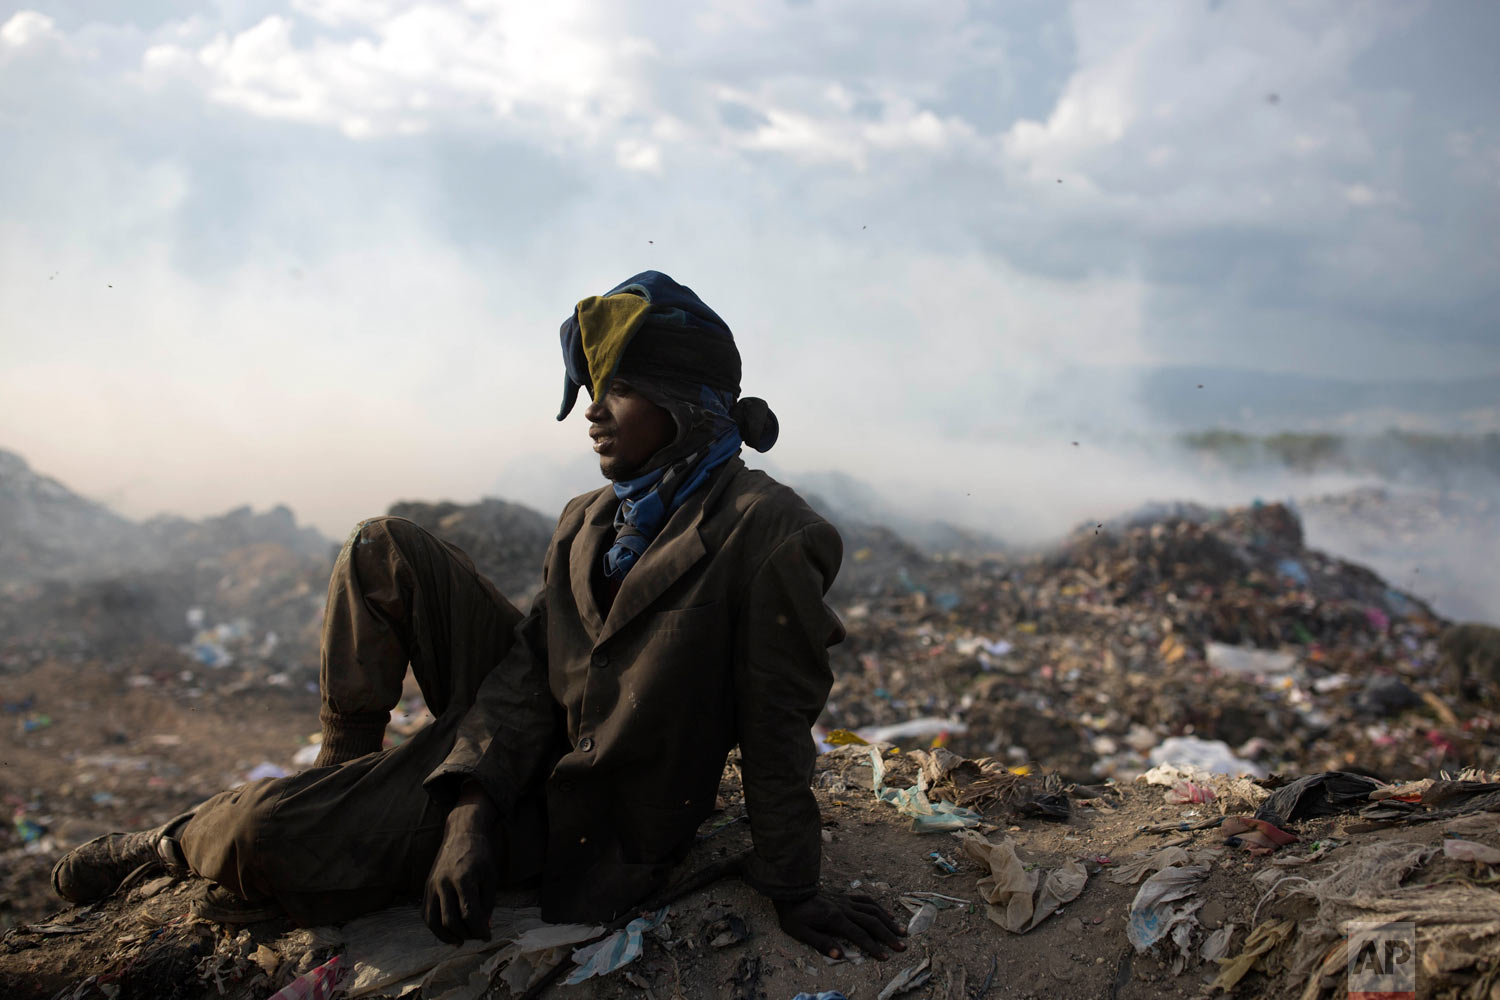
[648,601,723,633]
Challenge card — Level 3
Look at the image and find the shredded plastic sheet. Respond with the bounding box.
[877,957,932,1000]
[267,955,344,1000]
[564,906,669,985]
[1108,846,1192,885]
[1444,838,1500,864]
[1200,923,1235,961]
[957,830,1086,933]
[483,922,612,995]
[337,905,600,998]
[1166,779,1216,804]
[1253,770,1384,827]
[1221,816,1298,854]
[869,747,982,832]
[1148,735,1265,778]
[1126,863,1210,952]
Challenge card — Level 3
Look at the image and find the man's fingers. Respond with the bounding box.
[437,885,468,945]
[833,914,887,961]
[785,921,841,959]
[422,883,445,941]
[457,880,493,941]
[849,908,904,949]
[423,880,462,944]
[850,899,906,938]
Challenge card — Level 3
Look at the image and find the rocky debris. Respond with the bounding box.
[386,498,555,605]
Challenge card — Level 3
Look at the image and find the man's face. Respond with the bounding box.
[584,379,677,480]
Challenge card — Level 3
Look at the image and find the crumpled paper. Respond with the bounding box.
[957,830,1086,933]
[870,748,982,832]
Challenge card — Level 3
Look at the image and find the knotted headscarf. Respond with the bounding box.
[556,271,779,580]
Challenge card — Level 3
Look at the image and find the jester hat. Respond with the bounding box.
[555,271,742,421]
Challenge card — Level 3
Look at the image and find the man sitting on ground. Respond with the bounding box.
[52,271,905,962]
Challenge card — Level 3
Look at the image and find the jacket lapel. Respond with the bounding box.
[569,488,616,640]
[596,459,743,645]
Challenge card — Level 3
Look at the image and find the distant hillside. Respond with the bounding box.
[1178,428,1500,489]
[0,448,333,585]
[1139,366,1500,431]
[0,450,152,583]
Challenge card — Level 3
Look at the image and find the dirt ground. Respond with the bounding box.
[4,656,1498,1000]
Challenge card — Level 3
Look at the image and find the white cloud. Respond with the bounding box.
[2,0,1498,541]
[143,2,660,143]
[2,10,58,48]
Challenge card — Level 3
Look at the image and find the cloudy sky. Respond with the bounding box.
[1,0,1497,538]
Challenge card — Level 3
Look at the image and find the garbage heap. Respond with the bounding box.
[0,449,336,692]
[821,500,1495,783]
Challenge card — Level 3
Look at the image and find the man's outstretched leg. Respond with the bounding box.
[53,516,530,922]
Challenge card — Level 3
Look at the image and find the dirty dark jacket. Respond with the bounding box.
[425,458,845,922]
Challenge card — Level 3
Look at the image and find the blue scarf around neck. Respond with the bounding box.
[603,427,742,581]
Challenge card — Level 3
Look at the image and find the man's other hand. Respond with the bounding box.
[774,891,907,961]
[423,784,500,944]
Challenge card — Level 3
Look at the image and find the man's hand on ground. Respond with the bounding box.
[423,784,500,944]
[774,891,907,961]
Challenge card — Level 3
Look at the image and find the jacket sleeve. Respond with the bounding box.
[423,586,556,815]
[732,520,846,901]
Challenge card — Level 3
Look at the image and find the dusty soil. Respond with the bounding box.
[4,658,1497,1000]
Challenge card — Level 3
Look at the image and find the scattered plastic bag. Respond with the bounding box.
[958,830,1086,933]
[564,907,669,985]
[1166,780,1216,804]
[1126,864,1210,952]
[1108,846,1191,885]
[869,748,981,832]
[1254,771,1383,827]
[246,762,289,782]
[267,955,344,1000]
[1148,736,1265,778]
[860,717,968,746]
[1200,924,1235,961]
[1221,816,1298,854]
[877,957,931,1000]
[1443,838,1500,864]
[1205,643,1296,676]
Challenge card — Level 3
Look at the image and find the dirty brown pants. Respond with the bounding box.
[176,516,533,925]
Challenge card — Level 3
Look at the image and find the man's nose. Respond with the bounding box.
[583,396,606,421]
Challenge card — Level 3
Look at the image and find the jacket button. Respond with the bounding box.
[590,650,609,668]
[578,736,595,752]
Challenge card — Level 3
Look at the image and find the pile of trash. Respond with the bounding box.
[386,498,555,606]
[819,501,1497,783]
